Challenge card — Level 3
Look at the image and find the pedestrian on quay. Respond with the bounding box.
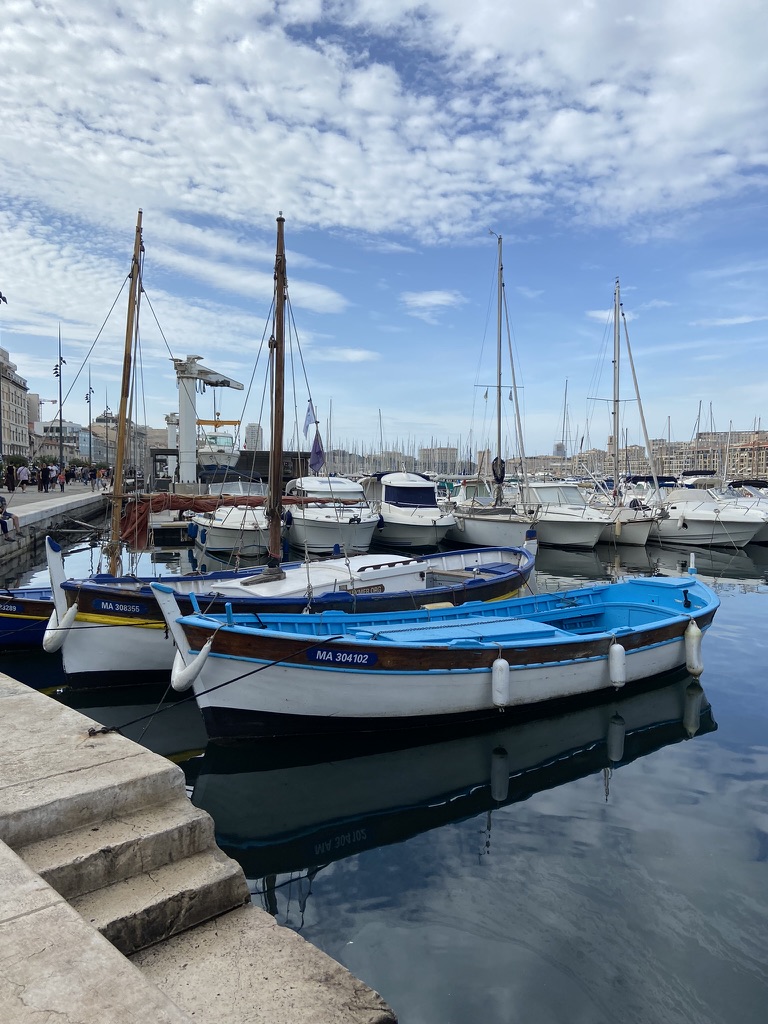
[16,464,30,492]
[4,464,15,493]
[57,469,66,492]
[0,495,20,541]
[41,465,50,493]
[89,466,97,491]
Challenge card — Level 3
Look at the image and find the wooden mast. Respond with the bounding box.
[266,214,286,567]
[106,209,143,576]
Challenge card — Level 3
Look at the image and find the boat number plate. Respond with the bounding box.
[92,599,148,616]
[307,648,378,666]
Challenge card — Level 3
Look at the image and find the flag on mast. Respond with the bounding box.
[303,400,316,438]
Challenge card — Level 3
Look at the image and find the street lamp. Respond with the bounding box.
[52,325,66,473]
[105,395,111,469]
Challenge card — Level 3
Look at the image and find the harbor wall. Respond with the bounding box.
[0,674,396,1024]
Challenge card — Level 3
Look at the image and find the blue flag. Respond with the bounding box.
[309,429,325,473]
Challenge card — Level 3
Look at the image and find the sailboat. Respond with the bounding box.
[587,279,662,546]
[43,214,536,687]
[444,233,536,549]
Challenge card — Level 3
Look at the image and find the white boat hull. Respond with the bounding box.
[652,516,760,549]
[285,509,379,554]
[374,511,455,548]
[192,634,694,727]
[533,518,606,549]
[445,513,530,548]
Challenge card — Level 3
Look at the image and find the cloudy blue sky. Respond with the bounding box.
[1,0,766,460]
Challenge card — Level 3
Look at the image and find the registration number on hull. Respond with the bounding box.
[307,648,378,666]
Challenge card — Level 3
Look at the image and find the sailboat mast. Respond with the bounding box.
[612,278,621,501]
[266,214,286,564]
[107,209,143,577]
[496,233,503,472]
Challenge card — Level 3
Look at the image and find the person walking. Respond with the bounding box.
[41,465,50,493]
[4,464,15,493]
[57,469,66,492]
[16,464,30,492]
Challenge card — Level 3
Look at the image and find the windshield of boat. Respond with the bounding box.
[203,433,235,449]
[527,484,586,505]
[383,484,439,508]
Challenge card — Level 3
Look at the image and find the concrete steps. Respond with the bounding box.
[17,798,215,899]
[71,847,249,955]
[1,677,249,956]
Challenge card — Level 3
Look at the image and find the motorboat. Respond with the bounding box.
[360,471,456,548]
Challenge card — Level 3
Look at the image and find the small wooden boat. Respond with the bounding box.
[153,573,720,740]
[45,537,535,687]
[0,587,54,650]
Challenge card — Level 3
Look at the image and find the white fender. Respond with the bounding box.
[171,638,213,692]
[609,642,626,688]
[491,657,510,707]
[42,602,78,653]
[490,746,510,803]
[607,713,626,763]
[677,511,687,530]
[684,619,703,677]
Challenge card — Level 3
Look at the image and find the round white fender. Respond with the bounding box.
[684,619,704,677]
[171,638,214,692]
[607,712,626,763]
[491,746,510,803]
[609,641,626,688]
[491,657,510,707]
[42,603,78,653]
[683,680,704,737]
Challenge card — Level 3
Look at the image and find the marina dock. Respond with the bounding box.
[0,674,396,1023]
[0,484,107,570]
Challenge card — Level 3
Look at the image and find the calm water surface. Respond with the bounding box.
[5,541,768,1024]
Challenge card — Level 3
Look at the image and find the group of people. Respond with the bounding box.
[0,462,113,544]
[2,463,112,494]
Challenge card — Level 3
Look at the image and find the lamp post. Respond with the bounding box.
[85,369,94,467]
[105,395,111,470]
[52,325,66,473]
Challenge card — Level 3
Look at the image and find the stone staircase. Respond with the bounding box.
[1,680,250,956]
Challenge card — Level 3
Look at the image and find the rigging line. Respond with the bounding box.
[86,633,346,735]
[140,289,176,361]
[57,275,131,409]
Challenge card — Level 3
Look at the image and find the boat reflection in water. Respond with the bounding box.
[188,673,716,905]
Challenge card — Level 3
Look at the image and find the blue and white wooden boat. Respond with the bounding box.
[44,537,535,687]
[152,574,720,740]
[0,587,54,650]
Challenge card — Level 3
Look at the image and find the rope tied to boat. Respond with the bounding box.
[85,634,346,736]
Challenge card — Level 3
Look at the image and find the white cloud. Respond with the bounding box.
[691,315,768,327]
[400,290,468,324]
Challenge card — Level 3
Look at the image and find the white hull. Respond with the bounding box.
[652,517,760,549]
[374,510,455,548]
[598,510,654,546]
[533,517,606,549]
[446,512,530,548]
[285,509,379,554]
[192,506,271,556]
[197,452,240,471]
[191,635,692,723]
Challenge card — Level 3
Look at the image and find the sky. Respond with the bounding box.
[1,0,767,461]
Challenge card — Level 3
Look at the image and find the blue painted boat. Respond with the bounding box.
[0,587,54,650]
[153,574,720,740]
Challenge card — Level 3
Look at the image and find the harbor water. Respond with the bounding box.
[3,540,768,1024]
